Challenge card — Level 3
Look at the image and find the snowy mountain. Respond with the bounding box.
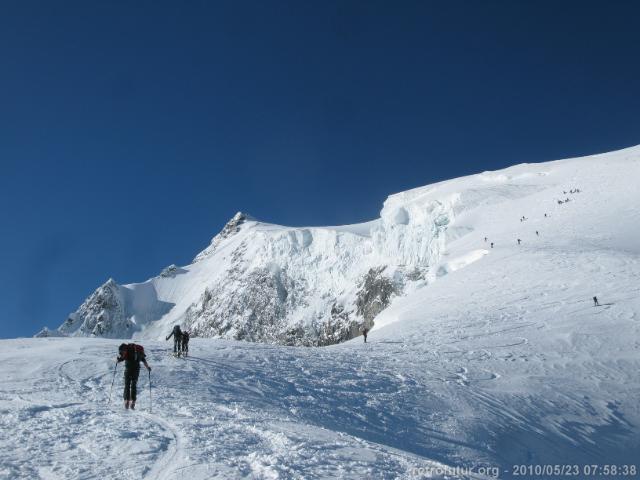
[44,145,640,349]
[14,144,640,478]
[50,204,450,345]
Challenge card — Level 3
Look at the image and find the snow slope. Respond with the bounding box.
[1,338,467,479]
[14,145,640,478]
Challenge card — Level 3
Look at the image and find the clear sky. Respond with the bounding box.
[2,1,639,338]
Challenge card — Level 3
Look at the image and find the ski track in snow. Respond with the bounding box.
[137,411,181,480]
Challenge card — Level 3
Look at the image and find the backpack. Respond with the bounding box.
[119,343,145,362]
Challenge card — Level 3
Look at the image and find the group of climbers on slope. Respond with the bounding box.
[113,325,191,409]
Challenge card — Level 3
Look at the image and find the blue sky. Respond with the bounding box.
[2,1,639,338]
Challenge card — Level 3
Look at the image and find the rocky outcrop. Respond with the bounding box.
[34,327,67,338]
[356,267,397,330]
[160,264,178,277]
[184,263,309,344]
[58,278,133,338]
[182,262,400,346]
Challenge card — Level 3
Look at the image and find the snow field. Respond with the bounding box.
[1,338,472,479]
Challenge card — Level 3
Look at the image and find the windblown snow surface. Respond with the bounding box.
[5,146,640,479]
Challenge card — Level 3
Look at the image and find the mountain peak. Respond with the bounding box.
[227,211,256,227]
[192,212,257,263]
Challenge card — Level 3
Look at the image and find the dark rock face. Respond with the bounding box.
[184,265,308,344]
[184,263,399,346]
[314,303,362,346]
[355,267,397,330]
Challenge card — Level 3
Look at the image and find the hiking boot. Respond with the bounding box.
[125,401,130,409]
[130,402,135,410]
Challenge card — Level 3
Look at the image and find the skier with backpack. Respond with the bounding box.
[181,330,190,356]
[116,343,151,410]
[166,325,183,356]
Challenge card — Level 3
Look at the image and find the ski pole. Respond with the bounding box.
[108,361,118,404]
[148,369,152,413]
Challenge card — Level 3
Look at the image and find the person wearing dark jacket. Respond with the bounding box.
[166,325,183,356]
[117,343,151,410]
[181,331,190,356]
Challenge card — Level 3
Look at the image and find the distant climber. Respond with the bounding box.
[490,242,494,249]
[166,325,183,356]
[593,296,600,307]
[517,239,521,245]
[484,236,487,242]
[362,328,369,343]
[544,213,548,217]
[536,231,539,236]
[181,331,190,356]
[117,343,151,410]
